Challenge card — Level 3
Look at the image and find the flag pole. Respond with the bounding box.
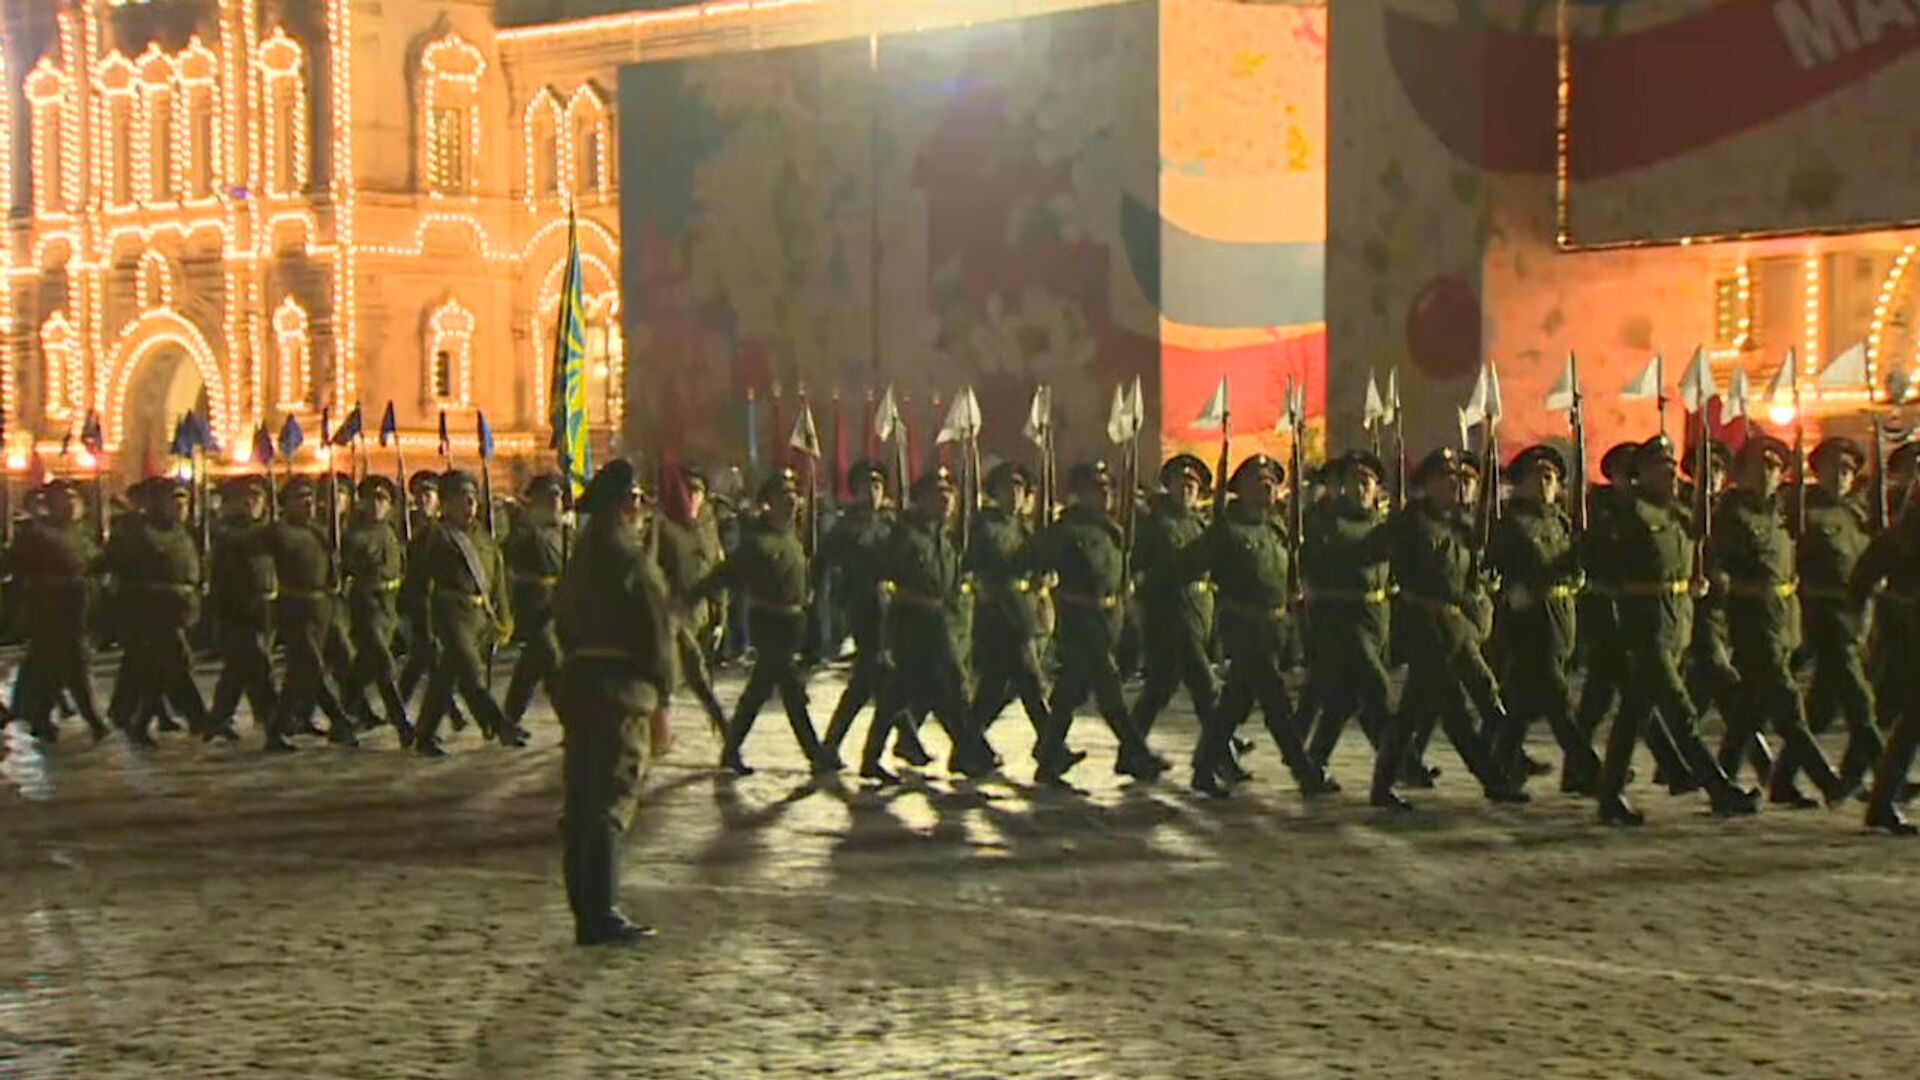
[1656,353,1669,439]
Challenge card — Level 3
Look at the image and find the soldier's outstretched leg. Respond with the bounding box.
[1250,664,1335,795]
[719,655,780,775]
[822,647,884,768]
[775,666,828,773]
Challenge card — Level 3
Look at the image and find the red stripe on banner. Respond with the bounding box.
[1161,329,1327,441]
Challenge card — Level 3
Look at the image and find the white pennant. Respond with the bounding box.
[1126,376,1146,437]
[1678,346,1716,412]
[1106,385,1130,445]
[1765,348,1797,404]
[1455,406,1472,451]
[1363,373,1387,429]
[1724,365,1751,422]
[1818,341,1868,390]
[790,401,821,457]
[1193,377,1230,431]
[1023,385,1051,447]
[1384,368,1400,423]
[937,387,982,444]
[874,387,903,445]
[1545,353,1577,413]
[1620,354,1662,401]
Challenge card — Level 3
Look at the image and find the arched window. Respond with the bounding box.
[137,250,174,310]
[567,84,610,196]
[425,299,474,406]
[523,89,561,204]
[40,311,78,423]
[24,57,69,214]
[95,52,137,208]
[421,34,485,197]
[273,296,310,410]
[136,47,176,203]
[258,28,308,197]
[176,39,219,201]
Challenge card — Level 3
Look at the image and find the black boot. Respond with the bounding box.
[718,714,755,775]
[575,825,653,947]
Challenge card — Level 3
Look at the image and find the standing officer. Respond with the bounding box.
[555,459,675,945]
[1370,449,1528,811]
[503,474,568,730]
[1195,454,1334,798]
[261,478,355,751]
[1302,451,1395,772]
[1031,462,1166,786]
[967,462,1052,748]
[651,465,733,744]
[1485,445,1602,794]
[1712,435,1852,807]
[409,471,517,756]
[858,465,998,785]
[817,460,906,769]
[6,479,108,742]
[703,468,828,775]
[1594,438,1759,825]
[1127,456,1220,762]
[340,475,414,745]
[206,476,279,738]
[107,478,214,745]
[1798,437,1880,790]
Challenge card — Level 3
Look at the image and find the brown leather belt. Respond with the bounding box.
[1057,591,1119,611]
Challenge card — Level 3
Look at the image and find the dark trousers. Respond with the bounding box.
[209,618,277,729]
[721,612,823,767]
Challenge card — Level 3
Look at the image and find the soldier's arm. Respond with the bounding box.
[1846,531,1895,607]
[489,544,514,639]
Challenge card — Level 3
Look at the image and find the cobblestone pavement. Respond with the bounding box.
[2,664,1918,1079]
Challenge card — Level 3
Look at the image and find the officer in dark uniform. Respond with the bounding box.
[1712,435,1852,807]
[1575,442,1642,739]
[409,470,517,755]
[261,477,355,751]
[1485,445,1602,793]
[6,479,107,741]
[858,465,998,785]
[1798,436,1880,789]
[1194,454,1334,798]
[1594,437,1759,825]
[1684,441,1761,787]
[555,459,675,945]
[398,470,443,700]
[206,476,278,737]
[702,468,828,774]
[650,465,732,744]
[1869,440,1920,741]
[1031,461,1166,786]
[967,461,1052,747]
[1371,448,1528,810]
[817,460,909,769]
[1303,451,1396,771]
[107,478,214,745]
[340,475,414,745]
[1128,455,1219,761]
[1854,469,1920,832]
[502,473,568,728]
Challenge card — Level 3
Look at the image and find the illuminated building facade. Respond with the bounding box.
[2,0,627,476]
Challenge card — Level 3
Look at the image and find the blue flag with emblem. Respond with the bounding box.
[278,413,304,459]
[330,403,363,447]
[546,209,592,497]
[477,411,495,461]
[253,425,275,467]
[168,415,193,458]
[378,401,398,447]
[187,410,219,454]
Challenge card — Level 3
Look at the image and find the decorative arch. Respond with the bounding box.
[176,36,220,200]
[134,44,176,203]
[103,309,228,450]
[93,51,137,207]
[529,250,618,423]
[25,56,70,214]
[40,311,79,424]
[522,87,562,205]
[566,83,611,196]
[258,27,309,196]
[425,298,475,407]
[420,33,485,196]
[1867,243,1919,400]
[273,296,311,410]
[135,249,174,309]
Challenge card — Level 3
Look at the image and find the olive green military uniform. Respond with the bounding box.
[859,506,996,780]
[1486,495,1601,791]
[1127,494,1219,746]
[503,519,566,725]
[409,517,515,753]
[554,492,676,943]
[966,501,1052,743]
[1301,497,1394,768]
[261,515,354,748]
[1798,483,1880,785]
[652,514,731,739]
[207,507,279,733]
[1594,477,1755,822]
[1574,483,1632,737]
[1711,484,1847,804]
[1032,500,1162,784]
[398,512,442,700]
[702,514,826,772]
[6,516,105,740]
[1196,498,1330,794]
[340,509,413,742]
[105,498,213,743]
[1851,510,1920,832]
[816,502,901,762]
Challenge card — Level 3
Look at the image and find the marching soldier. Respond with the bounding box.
[1854,465,1920,833]
[1303,451,1395,771]
[1193,454,1333,798]
[1370,449,1528,811]
[1574,443,1641,739]
[1127,456,1219,763]
[967,462,1053,748]
[340,475,414,745]
[554,459,675,945]
[409,471,518,756]
[1485,445,1602,794]
[1031,462,1167,786]
[502,474,568,729]
[703,468,829,775]
[1711,436,1852,807]
[1798,437,1880,789]
[107,478,215,745]
[1687,442,1761,788]
[651,465,733,744]
[817,461,909,769]
[858,465,998,785]
[6,480,107,742]
[1594,438,1758,825]
[206,476,279,737]
[398,470,443,701]
[261,478,355,751]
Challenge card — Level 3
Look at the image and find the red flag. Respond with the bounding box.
[658,451,694,528]
[24,450,46,491]
[142,442,162,478]
[832,391,848,502]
